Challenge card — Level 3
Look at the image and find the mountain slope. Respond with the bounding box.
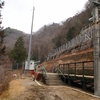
[3,0,91,62]
[4,27,29,51]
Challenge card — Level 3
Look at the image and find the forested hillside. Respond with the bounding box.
[31,0,92,61]
[4,27,29,52]
[3,0,93,62]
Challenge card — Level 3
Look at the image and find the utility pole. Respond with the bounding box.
[27,4,35,69]
[92,0,100,96]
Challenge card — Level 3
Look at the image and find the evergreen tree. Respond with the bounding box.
[31,49,39,61]
[66,27,76,41]
[0,1,5,59]
[0,30,6,57]
[9,36,27,69]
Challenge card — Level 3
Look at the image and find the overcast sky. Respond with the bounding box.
[2,0,88,33]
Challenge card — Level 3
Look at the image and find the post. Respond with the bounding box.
[68,64,71,85]
[17,63,18,70]
[27,5,35,69]
[93,0,100,96]
[74,63,76,79]
[52,57,55,72]
[82,62,86,90]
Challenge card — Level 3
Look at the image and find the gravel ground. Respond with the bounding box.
[0,77,100,100]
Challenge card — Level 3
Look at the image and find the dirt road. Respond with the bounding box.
[0,77,100,100]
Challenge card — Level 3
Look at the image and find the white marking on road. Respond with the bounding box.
[35,80,42,86]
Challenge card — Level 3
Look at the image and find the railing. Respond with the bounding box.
[58,61,94,80]
[41,65,49,79]
[57,67,66,82]
[58,61,94,90]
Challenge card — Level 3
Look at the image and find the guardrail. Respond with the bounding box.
[59,61,94,78]
[57,61,94,90]
[57,67,66,82]
[41,65,49,79]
